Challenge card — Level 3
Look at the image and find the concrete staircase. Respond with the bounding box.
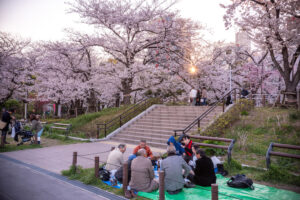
[110,105,223,149]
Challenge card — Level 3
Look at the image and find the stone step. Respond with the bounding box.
[123,128,176,135]
[158,106,214,109]
[137,117,196,124]
[112,134,168,144]
[130,121,210,129]
[119,131,172,139]
[111,137,167,149]
[128,124,200,132]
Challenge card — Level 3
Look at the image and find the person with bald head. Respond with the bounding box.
[129,149,159,193]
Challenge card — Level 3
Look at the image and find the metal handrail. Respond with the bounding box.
[174,88,240,137]
[96,98,160,138]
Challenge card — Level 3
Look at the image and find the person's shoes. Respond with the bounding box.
[124,190,132,199]
[110,179,117,186]
[184,182,196,188]
[130,190,137,198]
[167,189,182,195]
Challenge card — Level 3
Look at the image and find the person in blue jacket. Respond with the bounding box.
[167,136,185,155]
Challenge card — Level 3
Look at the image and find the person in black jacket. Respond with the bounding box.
[1,108,15,147]
[191,149,216,186]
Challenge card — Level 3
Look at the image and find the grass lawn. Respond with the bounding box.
[213,107,300,192]
[45,105,132,138]
[0,133,87,153]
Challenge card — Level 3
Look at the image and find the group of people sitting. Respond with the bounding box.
[105,136,216,197]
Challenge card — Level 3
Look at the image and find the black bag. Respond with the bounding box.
[227,174,254,190]
[99,167,110,181]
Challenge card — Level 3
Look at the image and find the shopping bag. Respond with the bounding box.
[11,126,16,138]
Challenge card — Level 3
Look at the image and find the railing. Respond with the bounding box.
[266,142,300,169]
[96,98,160,138]
[188,135,235,164]
[174,88,240,137]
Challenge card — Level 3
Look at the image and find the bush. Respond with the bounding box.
[224,158,242,173]
[240,110,249,116]
[289,111,300,122]
[4,99,21,110]
[259,165,300,186]
[202,140,226,156]
[204,99,253,136]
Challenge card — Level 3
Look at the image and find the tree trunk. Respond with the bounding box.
[121,78,133,105]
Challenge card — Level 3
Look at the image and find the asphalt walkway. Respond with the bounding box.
[0,141,165,200]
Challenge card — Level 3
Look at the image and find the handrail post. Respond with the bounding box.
[174,130,177,137]
[222,99,225,112]
[197,119,200,133]
[104,124,107,137]
[211,184,218,200]
[233,89,236,102]
[266,143,273,169]
[122,162,129,194]
[159,171,165,200]
[95,156,99,178]
[96,125,100,139]
[262,95,266,107]
[120,115,122,127]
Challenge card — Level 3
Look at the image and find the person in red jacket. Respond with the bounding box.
[133,139,153,159]
[181,135,193,163]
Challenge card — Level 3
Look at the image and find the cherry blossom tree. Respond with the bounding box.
[68,0,199,104]
[0,32,33,107]
[222,0,300,104]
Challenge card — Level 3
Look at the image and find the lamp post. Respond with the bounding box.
[229,64,232,91]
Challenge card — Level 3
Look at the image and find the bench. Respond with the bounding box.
[50,123,71,135]
[266,142,300,168]
[184,135,235,164]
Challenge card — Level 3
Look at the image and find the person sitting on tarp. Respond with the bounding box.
[106,144,126,172]
[129,149,159,193]
[181,135,193,163]
[188,144,200,170]
[167,136,185,155]
[133,139,154,159]
[114,154,136,184]
[190,149,216,186]
[160,146,194,195]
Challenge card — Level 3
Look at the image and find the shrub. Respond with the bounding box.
[289,111,300,122]
[240,110,249,116]
[259,165,300,186]
[3,99,21,110]
[203,99,253,136]
[224,158,242,172]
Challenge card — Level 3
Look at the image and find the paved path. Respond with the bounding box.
[0,156,112,200]
[0,141,165,200]
[1,141,165,173]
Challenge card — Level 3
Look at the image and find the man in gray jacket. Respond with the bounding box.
[160,146,194,194]
[129,149,158,192]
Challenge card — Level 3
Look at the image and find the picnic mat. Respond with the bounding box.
[138,174,300,200]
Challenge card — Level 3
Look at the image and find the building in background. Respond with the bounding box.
[235,29,251,51]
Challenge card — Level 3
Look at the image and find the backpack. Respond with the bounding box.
[99,167,110,181]
[227,174,254,190]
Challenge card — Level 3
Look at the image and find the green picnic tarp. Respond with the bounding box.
[138,174,300,200]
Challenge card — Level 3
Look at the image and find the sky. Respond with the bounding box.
[0,0,236,42]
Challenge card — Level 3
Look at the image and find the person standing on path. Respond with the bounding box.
[1,108,15,147]
[201,87,208,105]
[189,88,197,106]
